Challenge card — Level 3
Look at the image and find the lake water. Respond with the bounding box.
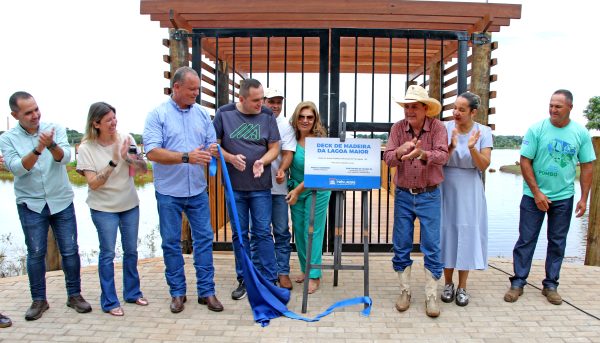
[0,149,590,271]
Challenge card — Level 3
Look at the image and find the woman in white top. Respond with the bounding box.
[77,102,148,316]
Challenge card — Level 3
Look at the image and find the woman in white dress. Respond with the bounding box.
[440,92,493,306]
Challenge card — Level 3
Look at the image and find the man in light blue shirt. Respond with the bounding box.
[0,91,91,321]
[143,66,222,314]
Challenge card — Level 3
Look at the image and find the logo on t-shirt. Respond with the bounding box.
[230,123,260,140]
[547,138,576,168]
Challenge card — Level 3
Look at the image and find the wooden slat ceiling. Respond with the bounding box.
[141,0,521,75]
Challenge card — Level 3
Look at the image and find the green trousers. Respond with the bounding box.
[290,190,331,279]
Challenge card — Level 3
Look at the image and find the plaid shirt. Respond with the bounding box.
[383,117,448,189]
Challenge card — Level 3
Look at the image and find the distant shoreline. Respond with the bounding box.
[0,163,154,186]
[498,164,582,179]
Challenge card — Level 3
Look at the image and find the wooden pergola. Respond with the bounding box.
[137,0,526,255]
[141,0,521,75]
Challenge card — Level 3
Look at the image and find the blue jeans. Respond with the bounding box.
[392,187,443,279]
[272,194,292,275]
[156,191,215,298]
[17,203,81,300]
[228,189,277,283]
[510,195,573,289]
[256,194,292,276]
[90,206,142,311]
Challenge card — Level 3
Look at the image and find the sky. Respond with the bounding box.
[1,0,599,136]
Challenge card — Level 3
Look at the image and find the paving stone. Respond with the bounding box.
[1,255,600,342]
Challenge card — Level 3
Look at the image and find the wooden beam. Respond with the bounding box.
[585,136,600,266]
[169,9,191,31]
[157,19,499,31]
[141,0,522,19]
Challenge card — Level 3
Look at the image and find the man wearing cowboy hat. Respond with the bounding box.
[383,85,449,318]
[262,88,296,290]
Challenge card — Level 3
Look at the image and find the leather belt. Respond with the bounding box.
[398,185,438,195]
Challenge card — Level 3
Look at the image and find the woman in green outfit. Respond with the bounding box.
[286,101,331,294]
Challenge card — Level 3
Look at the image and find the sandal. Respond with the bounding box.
[308,278,320,294]
[135,297,149,306]
[107,306,124,316]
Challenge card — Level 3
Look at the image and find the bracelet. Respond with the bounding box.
[32,148,42,156]
[108,160,118,168]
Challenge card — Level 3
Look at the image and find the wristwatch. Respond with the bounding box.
[108,160,118,168]
[182,152,189,163]
[47,142,58,150]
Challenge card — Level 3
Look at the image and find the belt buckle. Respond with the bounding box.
[409,188,418,195]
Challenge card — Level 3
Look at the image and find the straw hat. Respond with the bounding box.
[264,88,284,99]
[395,85,442,117]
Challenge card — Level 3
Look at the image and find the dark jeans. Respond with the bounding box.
[228,189,277,283]
[510,195,574,289]
[17,203,81,300]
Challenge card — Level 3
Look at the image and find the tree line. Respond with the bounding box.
[354,133,523,148]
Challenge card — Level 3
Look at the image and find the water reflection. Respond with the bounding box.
[0,180,163,275]
[0,149,592,275]
[485,149,588,263]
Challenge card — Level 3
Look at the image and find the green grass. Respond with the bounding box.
[0,162,154,185]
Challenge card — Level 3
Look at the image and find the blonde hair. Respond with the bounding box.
[83,102,115,142]
[290,101,327,140]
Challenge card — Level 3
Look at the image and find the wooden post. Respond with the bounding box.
[169,28,189,77]
[585,137,600,266]
[428,60,442,116]
[46,228,61,271]
[216,60,230,107]
[470,32,492,126]
[168,28,193,254]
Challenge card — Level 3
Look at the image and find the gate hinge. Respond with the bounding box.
[171,29,188,41]
[471,33,491,45]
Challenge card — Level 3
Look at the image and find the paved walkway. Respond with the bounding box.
[1,253,599,342]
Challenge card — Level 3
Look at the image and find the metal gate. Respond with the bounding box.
[187,28,469,253]
[327,28,469,253]
[187,28,329,250]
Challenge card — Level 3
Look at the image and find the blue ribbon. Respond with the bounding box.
[210,145,372,326]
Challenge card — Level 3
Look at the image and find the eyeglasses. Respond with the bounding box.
[299,115,315,122]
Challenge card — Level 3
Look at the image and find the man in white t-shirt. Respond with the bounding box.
[263,88,297,289]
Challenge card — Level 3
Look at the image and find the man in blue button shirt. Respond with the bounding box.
[0,91,92,321]
[143,67,223,314]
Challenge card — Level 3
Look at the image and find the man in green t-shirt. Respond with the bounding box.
[504,89,596,305]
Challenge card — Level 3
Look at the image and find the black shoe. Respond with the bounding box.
[231,281,247,300]
[25,300,49,321]
[0,313,12,328]
[66,295,92,313]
